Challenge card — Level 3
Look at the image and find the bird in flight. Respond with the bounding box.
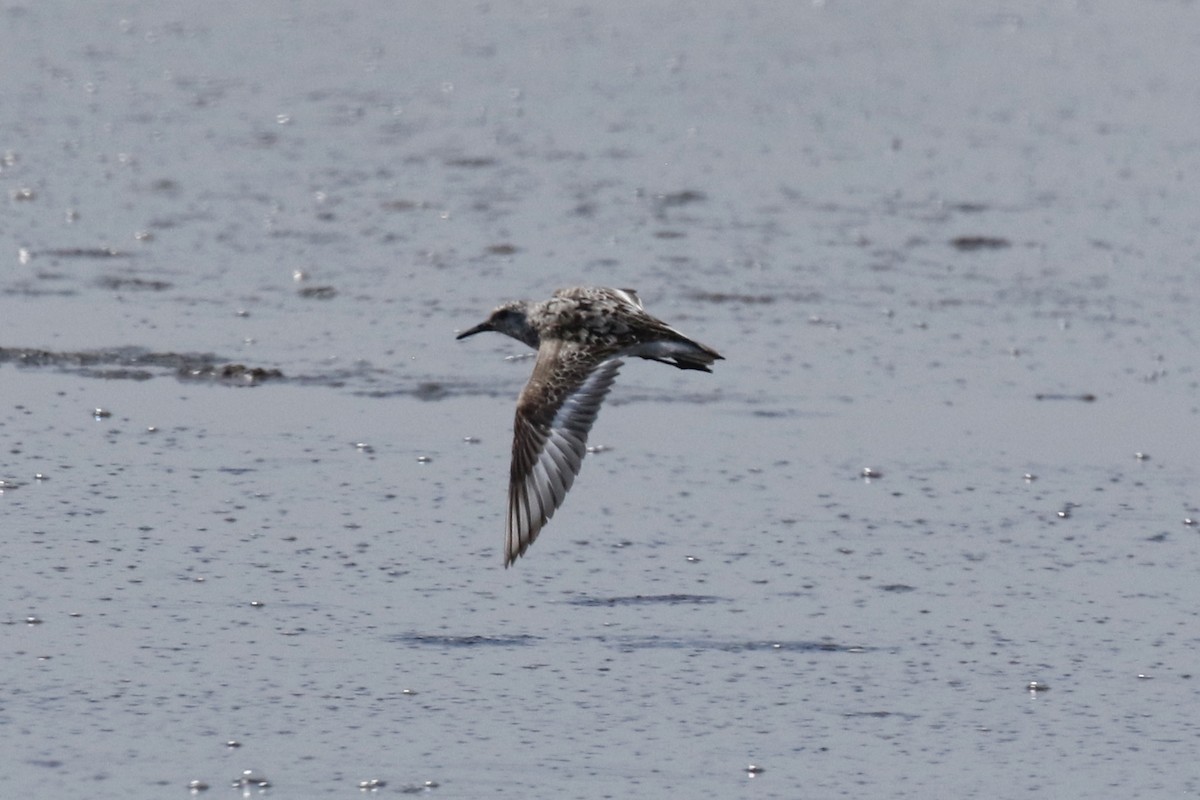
[457,286,722,566]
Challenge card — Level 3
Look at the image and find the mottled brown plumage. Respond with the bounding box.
[457,287,722,566]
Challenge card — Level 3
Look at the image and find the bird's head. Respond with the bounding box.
[456,300,540,349]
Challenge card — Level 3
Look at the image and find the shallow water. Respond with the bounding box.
[2,2,1199,798]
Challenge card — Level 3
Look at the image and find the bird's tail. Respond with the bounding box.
[630,337,724,372]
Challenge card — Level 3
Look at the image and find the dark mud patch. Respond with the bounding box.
[604,637,873,653]
[444,156,497,169]
[653,189,706,208]
[0,346,282,386]
[1034,392,1097,402]
[650,189,708,220]
[30,247,131,259]
[392,633,538,648]
[0,346,212,370]
[566,594,723,607]
[96,275,173,291]
[298,285,338,299]
[842,711,921,721]
[950,235,1011,251]
[178,363,284,386]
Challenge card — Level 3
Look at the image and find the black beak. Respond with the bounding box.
[456,320,493,340]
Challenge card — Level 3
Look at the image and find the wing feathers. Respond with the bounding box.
[505,344,623,566]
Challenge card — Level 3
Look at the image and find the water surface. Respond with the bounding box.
[2,3,1198,798]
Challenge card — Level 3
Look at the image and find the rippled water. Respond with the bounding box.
[2,3,1199,798]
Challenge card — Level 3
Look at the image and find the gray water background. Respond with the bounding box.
[1,2,1198,797]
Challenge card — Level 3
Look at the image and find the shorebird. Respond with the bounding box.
[457,287,722,566]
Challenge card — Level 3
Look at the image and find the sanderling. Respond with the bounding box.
[457,286,722,566]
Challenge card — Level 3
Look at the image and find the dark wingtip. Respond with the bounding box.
[669,347,722,371]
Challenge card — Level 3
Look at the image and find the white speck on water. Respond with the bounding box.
[232,769,270,789]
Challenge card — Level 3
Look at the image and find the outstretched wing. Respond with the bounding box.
[507,341,622,566]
